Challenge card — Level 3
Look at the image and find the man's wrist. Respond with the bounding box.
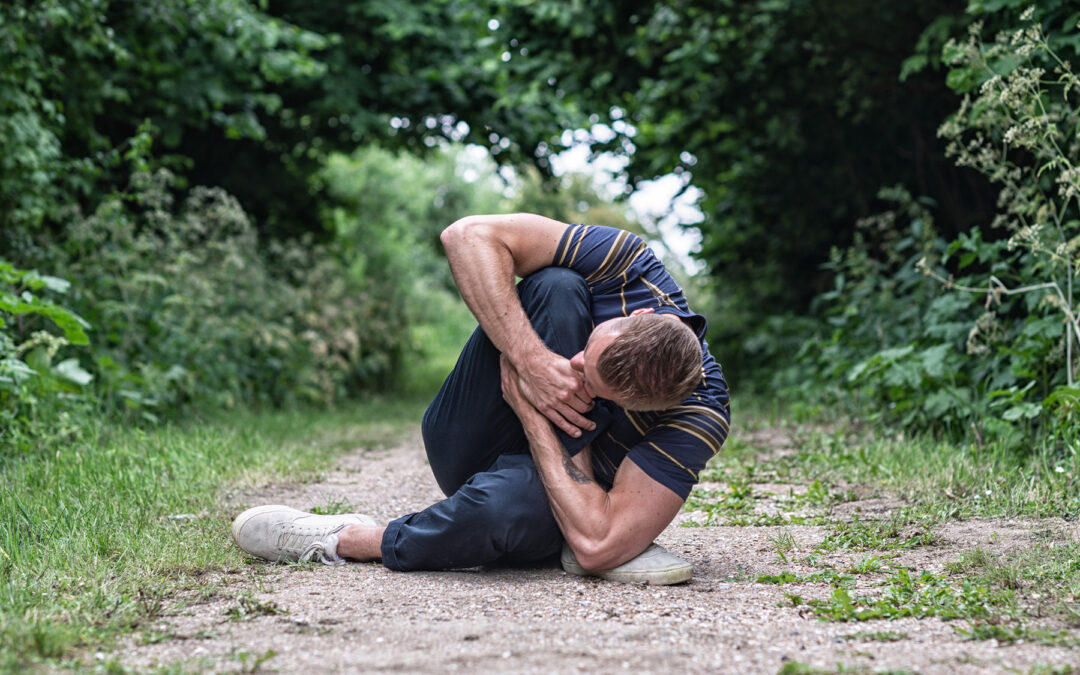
[509,340,552,371]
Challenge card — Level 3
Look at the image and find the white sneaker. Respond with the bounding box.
[561,542,693,585]
[231,505,377,565]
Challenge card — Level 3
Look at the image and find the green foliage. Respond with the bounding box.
[0,260,93,439]
[814,517,936,554]
[935,5,1080,397]
[484,0,1001,385]
[47,168,402,419]
[802,568,1005,622]
[775,6,1080,447]
[0,0,329,232]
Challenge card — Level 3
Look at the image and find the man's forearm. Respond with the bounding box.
[518,412,615,558]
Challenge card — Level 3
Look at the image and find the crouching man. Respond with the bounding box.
[233,214,730,584]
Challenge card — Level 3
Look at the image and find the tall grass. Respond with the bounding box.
[0,397,426,672]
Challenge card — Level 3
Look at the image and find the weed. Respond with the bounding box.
[814,517,934,554]
[944,542,1080,625]
[846,556,884,575]
[224,595,288,622]
[770,530,798,562]
[807,567,1008,622]
[944,547,997,574]
[309,497,358,516]
[955,621,1080,647]
[234,648,277,673]
[758,569,855,587]
[682,479,757,524]
[777,661,913,675]
[1029,665,1079,675]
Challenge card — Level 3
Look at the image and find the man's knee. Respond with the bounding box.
[517,268,592,356]
[518,267,589,310]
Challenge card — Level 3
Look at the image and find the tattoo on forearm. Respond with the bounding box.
[563,452,594,485]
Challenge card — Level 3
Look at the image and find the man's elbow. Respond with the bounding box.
[441,216,495,254]
[440,217,470,252]
[571,538,634,571]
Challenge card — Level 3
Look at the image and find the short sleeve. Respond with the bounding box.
[624,403,731,500]
[553,225,650,293]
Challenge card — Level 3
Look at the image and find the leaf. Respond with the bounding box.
[1002,402,1041,421]
[920,344,951,379]
[0,357,37,382]
[923,390,957,418]
[53,358,93,386]
[37,275,72,294]
[899,54,928,82]
[25,346,51,374]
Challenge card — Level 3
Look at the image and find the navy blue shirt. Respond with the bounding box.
[552,224,730,500]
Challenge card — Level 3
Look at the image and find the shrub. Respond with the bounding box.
[55,169,408,418]
[781,7,1080,450]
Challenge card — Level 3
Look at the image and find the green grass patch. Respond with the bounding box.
[814,516,936,554]
[0,396,425,673]
[945,543,1080,626]
[955,621,1080,647]
[693,394,1080,526]
[686,398,1080,642]
[794,568,1006,622]
[776,427,1080,521]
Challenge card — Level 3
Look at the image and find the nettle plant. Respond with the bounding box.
[0,261,93,431]
[929,9,1080,420]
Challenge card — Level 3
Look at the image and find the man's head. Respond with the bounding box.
[570,310,702,411]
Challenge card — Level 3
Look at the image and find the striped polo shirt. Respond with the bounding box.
[553,224,730,500]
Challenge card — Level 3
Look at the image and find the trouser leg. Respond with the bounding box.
[420,267,593,496]
[380,454,562,571]
[380,268,592,571]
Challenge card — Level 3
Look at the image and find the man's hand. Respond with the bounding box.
[507,351,595,437]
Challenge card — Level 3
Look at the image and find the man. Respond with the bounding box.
[233,213,730,584]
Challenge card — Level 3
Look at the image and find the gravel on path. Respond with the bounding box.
[117,428,1080,674]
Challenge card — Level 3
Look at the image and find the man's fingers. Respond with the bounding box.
[544,410,582,437]
[571,389,594,412]
[540,403,594,437]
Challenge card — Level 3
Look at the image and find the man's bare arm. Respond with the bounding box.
[501,356,683,569]
[441,213,594,436]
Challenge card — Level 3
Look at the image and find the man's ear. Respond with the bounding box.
[629,307,655,316]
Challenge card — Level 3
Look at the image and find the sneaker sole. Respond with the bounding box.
[561,553,693,586]
[592,565,693,585]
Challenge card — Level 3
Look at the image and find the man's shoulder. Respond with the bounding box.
[553,225,652,284]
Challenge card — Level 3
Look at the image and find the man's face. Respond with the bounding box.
[569,318,626,403]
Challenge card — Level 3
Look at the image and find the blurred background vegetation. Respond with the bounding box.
[1,0,1078,457]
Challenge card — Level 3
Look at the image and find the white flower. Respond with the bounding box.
[1055,466,1066,473]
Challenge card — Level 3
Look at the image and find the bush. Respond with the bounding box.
[50,169,410,418]
[779,7,1080,450]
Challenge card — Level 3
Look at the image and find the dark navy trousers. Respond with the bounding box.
[380,268,593,571]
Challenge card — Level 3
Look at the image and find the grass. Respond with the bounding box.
[684,396,1080,642]
[0,396,426,673]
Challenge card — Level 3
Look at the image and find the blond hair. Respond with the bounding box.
[596,314,702,410]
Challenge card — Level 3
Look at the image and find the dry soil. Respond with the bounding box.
[116,427,1080,674]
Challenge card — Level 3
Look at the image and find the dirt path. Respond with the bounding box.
[118,428,1080,673]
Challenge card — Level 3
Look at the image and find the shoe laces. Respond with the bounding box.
[277,525,347,565]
